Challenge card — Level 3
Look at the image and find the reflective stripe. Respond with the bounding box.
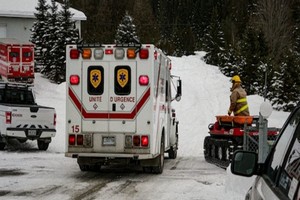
[237,98,247,103]
[235,104,248,114]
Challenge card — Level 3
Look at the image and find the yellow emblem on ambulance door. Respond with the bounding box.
[117,69,128,88]
[90,69,101,88]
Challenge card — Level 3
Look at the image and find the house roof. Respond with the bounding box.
[0,0,86,21]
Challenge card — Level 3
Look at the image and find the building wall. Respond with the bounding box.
[0,17,34,42]
[0,17,82,42]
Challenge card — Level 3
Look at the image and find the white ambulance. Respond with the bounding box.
[65,44,182,174]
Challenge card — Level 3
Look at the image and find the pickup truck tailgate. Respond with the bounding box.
[5,104,56,128]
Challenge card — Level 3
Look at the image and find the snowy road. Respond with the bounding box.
[0,149,227,200]
[0,52,289,200]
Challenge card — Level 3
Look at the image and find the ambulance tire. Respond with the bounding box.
[142,167,152,173]
[168,146,177,159]
[152,137,164,174]
[79,164,89,171]
[79,164,101,172]
[18,139,27,143]
[37,140,49,151]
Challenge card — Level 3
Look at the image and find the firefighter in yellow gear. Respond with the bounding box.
[228,75,250,116]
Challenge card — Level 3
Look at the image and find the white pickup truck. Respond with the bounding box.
[0,82,56,150]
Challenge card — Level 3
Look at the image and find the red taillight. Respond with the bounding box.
[139,75,149,85]
[70,49,80,59]
[141,135,149,147]
[133,135,140,146]
[70,75,80,85]
[139,48,149,59]
[5,112,11,124]
[105,49,113,55]
[69,134,75,145]
[77,135,83,145]
[54,113,56,126]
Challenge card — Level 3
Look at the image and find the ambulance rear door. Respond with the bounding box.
[21,45,34,77]
[81,61,137,133]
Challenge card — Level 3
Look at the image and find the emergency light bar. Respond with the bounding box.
[69,45,149,60]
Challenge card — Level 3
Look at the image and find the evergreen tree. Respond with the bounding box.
[132,0,160,44]
[115,11,140,44]
[42,0,60,75]
[238,26,267,95]
[47,0,79,83]
[30,0,49,67]
[269,45,300,111]
[269,51,300,111]
[203,8,226,66]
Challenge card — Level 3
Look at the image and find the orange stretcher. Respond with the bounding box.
[216,115,253,126]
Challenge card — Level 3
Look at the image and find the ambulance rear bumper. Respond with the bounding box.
[65,152,158,160]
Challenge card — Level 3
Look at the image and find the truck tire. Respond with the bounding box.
[0,142,5,150]
[152,137,164,174]
[37,140,49,151]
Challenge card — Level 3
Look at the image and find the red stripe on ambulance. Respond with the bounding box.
[69,86,150,119]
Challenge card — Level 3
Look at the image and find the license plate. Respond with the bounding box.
[102,136,115,146]
[28,129,37,136]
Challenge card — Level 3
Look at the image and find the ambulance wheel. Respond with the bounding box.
[79,164,89,171]
[152,137,164,174]
[142,167,152,173]
[168,146,177,159]
[37,140,49,151]
[18,139,27,143]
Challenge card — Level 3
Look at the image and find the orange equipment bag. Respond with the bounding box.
[216,115,253,126]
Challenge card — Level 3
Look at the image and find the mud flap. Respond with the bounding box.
[140,154,160,167]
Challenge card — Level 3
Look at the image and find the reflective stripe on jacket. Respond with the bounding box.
[229,85,250,116]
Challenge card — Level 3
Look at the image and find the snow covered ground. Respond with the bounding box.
[0,52,290,199]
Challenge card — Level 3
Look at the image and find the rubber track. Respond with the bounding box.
[204,136,231,169]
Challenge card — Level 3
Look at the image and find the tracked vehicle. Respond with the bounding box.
[204,115,278,168]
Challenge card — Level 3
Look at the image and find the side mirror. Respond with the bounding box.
[231,150,258,177]
[175,79,182,101]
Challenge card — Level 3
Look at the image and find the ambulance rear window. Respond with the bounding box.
[87,66,104,95]
[23,52,32,58]
[114,66,131,95]
[9,52,19,57]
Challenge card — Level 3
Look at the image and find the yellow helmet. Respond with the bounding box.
[232,75,241,83]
